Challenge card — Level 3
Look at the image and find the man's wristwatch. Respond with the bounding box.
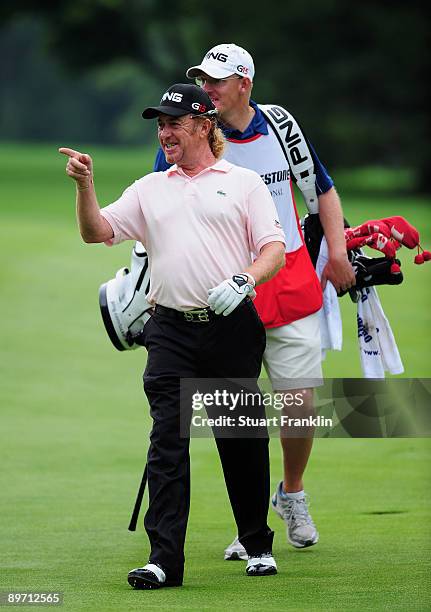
[234,272,256,289]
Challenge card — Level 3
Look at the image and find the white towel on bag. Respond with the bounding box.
[357,286,404,378]
[315,237,404,377]
[315,238,343,357]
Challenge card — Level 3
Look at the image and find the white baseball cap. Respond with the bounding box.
[186,43,255,80]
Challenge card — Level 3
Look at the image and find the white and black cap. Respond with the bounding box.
[186,43,255,80]
[142,83,216,119]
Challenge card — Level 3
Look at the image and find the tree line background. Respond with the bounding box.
[0,0,429,191]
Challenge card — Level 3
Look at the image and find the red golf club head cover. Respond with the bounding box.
[346,233,399,258]
[382,216,420,249]
[345,221,391,242]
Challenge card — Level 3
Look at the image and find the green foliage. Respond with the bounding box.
[0,3,429,190]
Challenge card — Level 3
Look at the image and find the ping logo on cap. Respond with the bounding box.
[206,51,228,63]
[161,91,183,103]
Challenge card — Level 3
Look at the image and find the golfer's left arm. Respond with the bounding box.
[318,187,355,292]
[207,179,285,316]
[245,241,285,286]
[207,240,285,317]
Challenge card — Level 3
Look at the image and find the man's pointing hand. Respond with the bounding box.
[59,147,93,190]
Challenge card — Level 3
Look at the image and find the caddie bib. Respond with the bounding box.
[224,126,322,328]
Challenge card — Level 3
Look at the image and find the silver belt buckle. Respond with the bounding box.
[184,308,210,322]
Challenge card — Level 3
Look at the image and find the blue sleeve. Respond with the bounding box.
[305,138,334,195]
[153,147,172,172]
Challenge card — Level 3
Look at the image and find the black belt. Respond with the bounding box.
[155,298,251,323]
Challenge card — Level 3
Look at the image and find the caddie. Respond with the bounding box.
[59,83,285,589]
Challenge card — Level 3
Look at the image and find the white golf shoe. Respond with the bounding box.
[271,482,319,548]
[246,553,277,576]
[224,536,248,560]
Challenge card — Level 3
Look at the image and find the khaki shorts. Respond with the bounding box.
[263,311,323,390]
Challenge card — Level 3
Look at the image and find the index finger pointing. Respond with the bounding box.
[58,147,81,158]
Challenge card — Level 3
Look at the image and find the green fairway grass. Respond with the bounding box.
[1,143,430,610]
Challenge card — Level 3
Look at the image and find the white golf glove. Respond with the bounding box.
[207,273,256,316]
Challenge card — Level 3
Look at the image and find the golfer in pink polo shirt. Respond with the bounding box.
[59,83,285,590]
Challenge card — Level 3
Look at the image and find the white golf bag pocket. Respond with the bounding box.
[99,242,152,350]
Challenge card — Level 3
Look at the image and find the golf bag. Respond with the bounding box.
[259,105,429,298]
[99,242,152,351]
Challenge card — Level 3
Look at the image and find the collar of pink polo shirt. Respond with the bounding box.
[166,159,232,178]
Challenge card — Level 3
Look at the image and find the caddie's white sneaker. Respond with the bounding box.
[246,553,277,576]
[272,482,319,548]
[224,536,248,561]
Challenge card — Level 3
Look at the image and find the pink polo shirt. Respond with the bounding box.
[100,159,285,310]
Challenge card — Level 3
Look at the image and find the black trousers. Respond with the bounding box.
[140,300,274,584]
